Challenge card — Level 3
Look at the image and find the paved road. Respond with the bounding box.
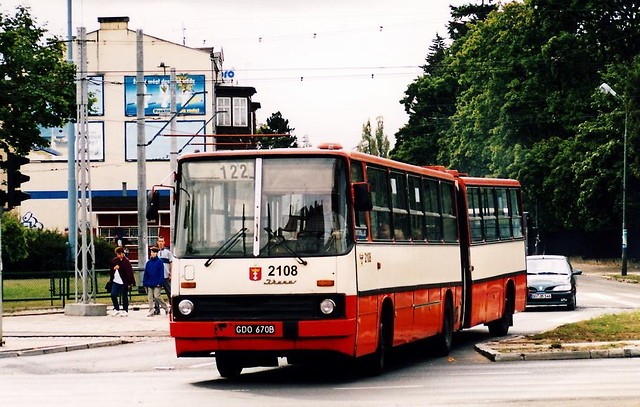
[1,272,640,405]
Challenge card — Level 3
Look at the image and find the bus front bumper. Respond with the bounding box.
[170,318,357,357]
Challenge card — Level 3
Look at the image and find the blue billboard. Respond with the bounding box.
[124,74,206,116]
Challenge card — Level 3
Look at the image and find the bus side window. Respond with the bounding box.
[496,188,511,239]
[423,178,443,242]
[351,161,369,240]
[482,187,498,241]
[467,187,483,242]
[368,166,391,241]
[408,175,425,241]
[441,182,458,243]
[390,171,410,241]
[510,188,523,238]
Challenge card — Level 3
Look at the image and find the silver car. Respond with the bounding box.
[526,255,582,310]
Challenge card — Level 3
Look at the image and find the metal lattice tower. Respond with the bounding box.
[74,27,96,303]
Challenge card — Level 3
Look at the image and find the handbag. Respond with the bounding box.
[105,281,113,291]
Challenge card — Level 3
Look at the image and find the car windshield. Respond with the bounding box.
[527,258,571,275]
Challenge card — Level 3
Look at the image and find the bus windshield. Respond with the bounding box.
[174,156,351,258]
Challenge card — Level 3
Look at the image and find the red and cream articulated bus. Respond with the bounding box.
[165,144,527,377]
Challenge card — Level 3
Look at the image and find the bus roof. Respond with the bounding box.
[179,146,458,182]
[456,176,521,188]
[179,145,520,187]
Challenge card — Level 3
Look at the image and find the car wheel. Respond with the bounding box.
[567,291,577,311]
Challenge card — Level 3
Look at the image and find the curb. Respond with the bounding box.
[475,343,640,362]
[0,338,137,359]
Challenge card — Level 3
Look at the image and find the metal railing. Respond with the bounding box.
[1,268,148,311]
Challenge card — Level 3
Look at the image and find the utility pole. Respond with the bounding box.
[66,0,77,280]
[211,51,223,151]
[65,27,103,316]
[136,30,148,275]
[169,68,177,242]
[1,207,4,345]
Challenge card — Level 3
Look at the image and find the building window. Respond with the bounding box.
[233,97,248,127]
[216,97,231,126]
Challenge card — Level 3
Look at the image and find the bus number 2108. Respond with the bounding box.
[268,265,298,277]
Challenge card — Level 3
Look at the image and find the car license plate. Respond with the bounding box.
[530,293,552,299]
[234,324,277,335]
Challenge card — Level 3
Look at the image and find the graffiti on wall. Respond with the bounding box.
[21,212,44,230]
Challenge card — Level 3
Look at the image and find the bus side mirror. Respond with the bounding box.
[352,182,372,212]
[146,190,160,222]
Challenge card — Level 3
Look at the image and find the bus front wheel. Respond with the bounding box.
[365,307,393,376]
[216,352,243,379]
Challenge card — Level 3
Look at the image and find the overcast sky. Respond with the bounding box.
[2,0,467,149]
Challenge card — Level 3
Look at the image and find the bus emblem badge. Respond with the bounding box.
[250,267,262,281]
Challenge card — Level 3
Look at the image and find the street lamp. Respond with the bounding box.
[599,82,628,276]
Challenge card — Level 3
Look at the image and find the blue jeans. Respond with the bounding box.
[110,282,129,312]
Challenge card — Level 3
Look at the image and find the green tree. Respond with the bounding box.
[392,33,457,165]
[447,0,498,40]
[357,119,374,154]
[374,116,390,158]
[357,116,390,157]
[256,111,298,149]
[393,0,640,233]
[0,6,76,155]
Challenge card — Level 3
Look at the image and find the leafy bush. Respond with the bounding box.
[1,212,30,265]
[94,236,116,269]
[1,213,116,272]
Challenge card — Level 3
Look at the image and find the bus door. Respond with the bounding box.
[456,183,473,328]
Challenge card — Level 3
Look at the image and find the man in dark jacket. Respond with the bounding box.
[143,247,169,317]
[109,246,136,316]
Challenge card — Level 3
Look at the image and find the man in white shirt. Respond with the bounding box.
[154,236,173,314]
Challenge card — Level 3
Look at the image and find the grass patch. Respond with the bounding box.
[527,311,640,342]
[1,276,147,313]
[2,278,57,300]
[607,274,640,284]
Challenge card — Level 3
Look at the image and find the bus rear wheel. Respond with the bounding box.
[488,294,514,337]
[216,352,243,379]
[433,297,454,356]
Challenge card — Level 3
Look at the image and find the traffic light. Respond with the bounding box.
[0,189,7,209]
[6,152,31,210]
[146,189,160,222]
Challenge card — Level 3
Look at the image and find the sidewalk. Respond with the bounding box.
[476,337,640,362]
[0,304,170,358]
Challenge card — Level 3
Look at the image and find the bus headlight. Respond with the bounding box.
[178,299,195,316]
[320,299,336,315]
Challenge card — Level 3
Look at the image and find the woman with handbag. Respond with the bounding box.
[109,246,136,316]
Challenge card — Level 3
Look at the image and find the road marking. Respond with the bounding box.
[581,292,640,307]
[447,370,531,376]
[190,361,216,368]
[334,385,422,391]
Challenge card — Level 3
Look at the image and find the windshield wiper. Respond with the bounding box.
[204,205,248,266]
[204,227,248,267]
[264,227,308,266]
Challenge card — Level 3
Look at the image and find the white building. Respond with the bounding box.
[20,17,260,261]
